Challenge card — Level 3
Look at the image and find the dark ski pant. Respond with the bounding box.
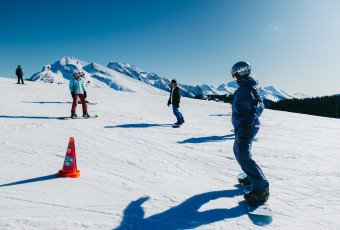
[233,126,269,192]
[172,105,184,122]
[17,75,24,84]
[71,94,88,114]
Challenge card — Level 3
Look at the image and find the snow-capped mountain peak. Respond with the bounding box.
[107,61,145,81]
[259,86,297,101]
[29,57,166,95]
[217,82,238,95]
[29,56,307,102]
[59,56,89,67]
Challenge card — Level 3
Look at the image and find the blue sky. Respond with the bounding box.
[0,0,339,96]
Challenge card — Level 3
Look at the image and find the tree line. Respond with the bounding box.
[194,94,274,108]
[268,95,340,119]
[195,94,340,119]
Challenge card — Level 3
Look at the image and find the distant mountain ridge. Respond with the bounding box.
[30,56,307,102]
[29,56,166,95]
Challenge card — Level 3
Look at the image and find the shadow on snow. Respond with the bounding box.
[22,101,94,104]
[178,134,235,144]
[209,114,231,117]
[114,188,246,230]
[0,115,60,119]
[0,174,58,187]
[22,101,71,104]
[105,123,173,128]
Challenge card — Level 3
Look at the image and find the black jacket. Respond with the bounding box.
[168,85,181,107]
[16,68,23,77]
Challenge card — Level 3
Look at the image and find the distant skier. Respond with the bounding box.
[231,61,269,203]
[167,79,184,125]
[69,70,90,118]
[16,65,24,84]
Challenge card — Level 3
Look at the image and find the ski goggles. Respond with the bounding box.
[231,65,251,75]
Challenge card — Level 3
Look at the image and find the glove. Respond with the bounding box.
[71,92,75,98]
[84,92,87,98]
[167,102,170,107]
[241,122,252,133]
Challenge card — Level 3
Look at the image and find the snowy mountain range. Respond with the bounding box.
[30,56,307,102]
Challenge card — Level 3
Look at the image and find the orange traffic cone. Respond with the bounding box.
[58,137,80,178]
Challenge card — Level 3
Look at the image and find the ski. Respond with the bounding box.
[237,173,273,216]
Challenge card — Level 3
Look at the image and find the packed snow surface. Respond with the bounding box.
[0,77,339,229]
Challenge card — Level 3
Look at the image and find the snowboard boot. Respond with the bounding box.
[174,121,182,125]
[83,112,90,118]
[238,176,251,185]
[71,113,77,118]
[244,190,269,203]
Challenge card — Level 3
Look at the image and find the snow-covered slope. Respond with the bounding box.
[0,77,339,229]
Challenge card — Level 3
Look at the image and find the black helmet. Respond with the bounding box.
[171,79,177,84]
[231,61,251,78]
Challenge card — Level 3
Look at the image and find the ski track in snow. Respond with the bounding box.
[0,78,339,230]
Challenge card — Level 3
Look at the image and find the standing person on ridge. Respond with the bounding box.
[167,79,184,125]
[69,70,90,118]
[231,61,269,203]
[16,65,24,84]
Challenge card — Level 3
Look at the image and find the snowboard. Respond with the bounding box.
[172,122,184,128]
[77,101,97,105]
[237,173,273,216]
[59,115,98,120]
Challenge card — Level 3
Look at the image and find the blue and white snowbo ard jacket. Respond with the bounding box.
[69,76,86,95]
[232,75,264,129]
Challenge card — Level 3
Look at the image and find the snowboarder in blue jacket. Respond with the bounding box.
[231,61,269,203]
[167,79,184,125]
[69,71,90,118]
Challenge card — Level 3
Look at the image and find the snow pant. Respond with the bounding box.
[233,126,269,192]
[71,94,88,114]
[17,75,24,84]
[172,105,184,122]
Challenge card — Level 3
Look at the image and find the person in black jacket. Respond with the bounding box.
[167,79,184,125]
[16,65,24,84]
